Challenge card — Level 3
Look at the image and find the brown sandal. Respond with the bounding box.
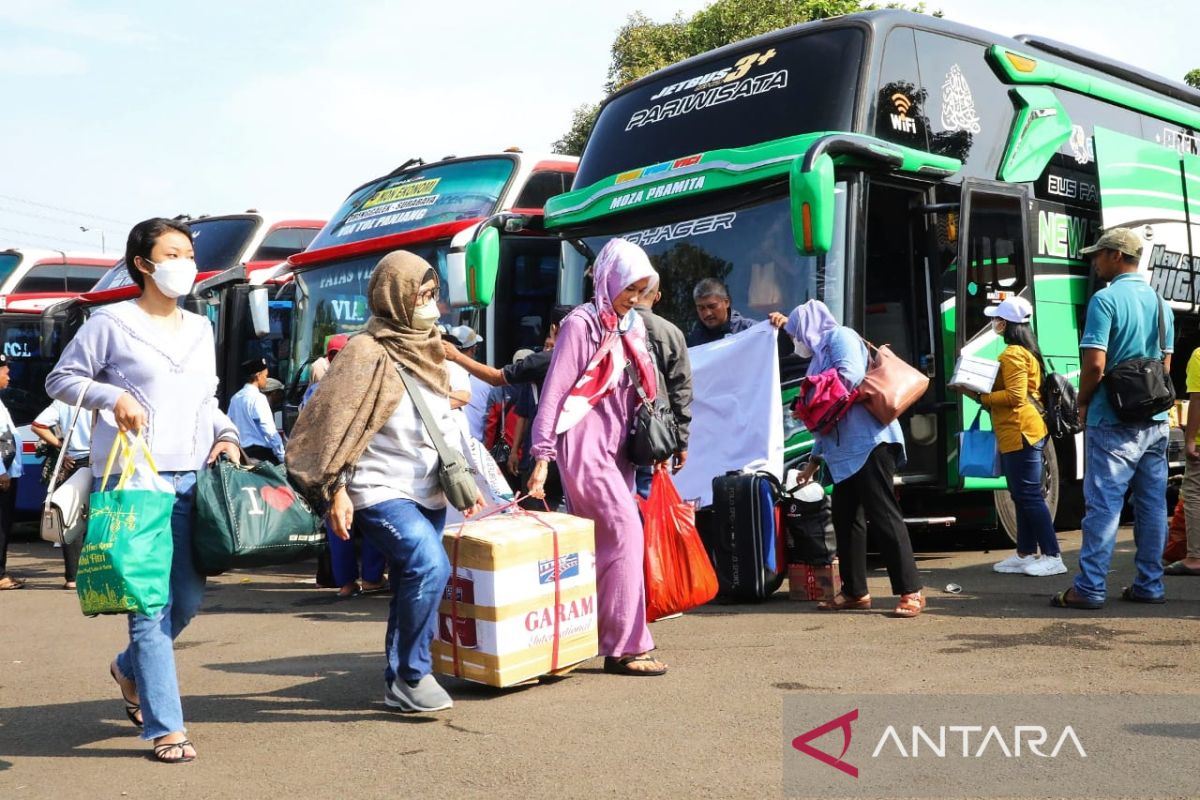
[893,592,926,618]
[818,592,871,611]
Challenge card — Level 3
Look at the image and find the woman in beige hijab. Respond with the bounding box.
[289,250,481,713]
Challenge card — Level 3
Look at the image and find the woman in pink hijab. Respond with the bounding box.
[528,238,668,676]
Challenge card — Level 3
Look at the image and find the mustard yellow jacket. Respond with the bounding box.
[980,345,1047,453]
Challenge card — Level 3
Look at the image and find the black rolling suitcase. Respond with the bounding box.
[706,471,786,602]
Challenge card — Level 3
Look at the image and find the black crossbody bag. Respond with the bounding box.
[624,362,678,467]
[1104,295,1176,422]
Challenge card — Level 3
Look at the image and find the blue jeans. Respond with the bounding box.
[105,471,205,740]
[1000,437,1059,557]
[353,499,448,685]
[325,521,386,586]
[635,465,653,500]
[1074,422,1168,604]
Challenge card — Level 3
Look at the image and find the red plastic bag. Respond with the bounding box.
[638,467,719,621]
[1165,495,1187,564]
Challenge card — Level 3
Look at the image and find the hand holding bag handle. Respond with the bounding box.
[40,385,89,545]
[394,364,480,512]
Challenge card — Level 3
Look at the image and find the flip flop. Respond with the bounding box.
[1120,587,1165,604]
[110,662,143,728]
[1163,561,1200,576]
[1049,588,1104,610]
[152,739,196,764]
[603,655,668,677]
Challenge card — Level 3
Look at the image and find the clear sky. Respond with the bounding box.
[1,0,1196,254]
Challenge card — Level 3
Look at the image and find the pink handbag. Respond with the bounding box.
[856,342,929,425]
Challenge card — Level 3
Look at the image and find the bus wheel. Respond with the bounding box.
[994,441,1060,545]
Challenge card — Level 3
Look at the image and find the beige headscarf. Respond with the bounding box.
[286,250,449,507]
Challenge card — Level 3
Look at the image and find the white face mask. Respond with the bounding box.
[411,300,440,330]
[144,257,197,299]
[792,338,814,358]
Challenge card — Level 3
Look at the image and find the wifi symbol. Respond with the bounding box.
[891,93,912,115]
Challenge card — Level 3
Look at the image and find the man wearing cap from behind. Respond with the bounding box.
[1053,227,1174,610]
[228,356,286,464]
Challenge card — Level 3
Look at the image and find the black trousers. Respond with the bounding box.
[830,444,921,598]
[0,477,17,577]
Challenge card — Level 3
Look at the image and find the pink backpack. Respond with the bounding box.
[793,368,858,435]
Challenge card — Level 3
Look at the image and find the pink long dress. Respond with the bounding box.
[530,312,654,658]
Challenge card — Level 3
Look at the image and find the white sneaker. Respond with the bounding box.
[993,553,1039,573]
[1023,555,1067,577]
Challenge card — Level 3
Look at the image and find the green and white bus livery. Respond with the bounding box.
[535,9,1200,539]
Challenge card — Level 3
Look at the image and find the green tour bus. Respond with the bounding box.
[520,9,1199,539]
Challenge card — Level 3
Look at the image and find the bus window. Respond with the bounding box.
[872,27,930,152]
[512,172,574,210]
[251,227,319,262]
[913,30,1012,179]
[0,319,52,425]
[961,191,1029,341]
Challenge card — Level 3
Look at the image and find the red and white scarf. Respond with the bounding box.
[555,239,659,434]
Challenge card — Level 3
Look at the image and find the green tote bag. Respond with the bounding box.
[192,454,325,576]
[76,433,175,617]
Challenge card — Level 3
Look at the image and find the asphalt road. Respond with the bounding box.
[1,525,1197,800]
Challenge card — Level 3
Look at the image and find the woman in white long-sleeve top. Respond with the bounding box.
[45,217,241,764]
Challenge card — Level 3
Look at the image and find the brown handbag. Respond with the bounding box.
[857,341,929,425]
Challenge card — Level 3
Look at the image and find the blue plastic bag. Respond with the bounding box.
[959,409,1000,478]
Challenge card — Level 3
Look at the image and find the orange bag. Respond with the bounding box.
[638,467,719,621]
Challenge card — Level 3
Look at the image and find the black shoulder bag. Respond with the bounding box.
[1103,296,1176,422]
[624,361,678,468]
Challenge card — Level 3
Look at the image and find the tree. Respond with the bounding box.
[1185,69,1200,89]
[554,0,938,154]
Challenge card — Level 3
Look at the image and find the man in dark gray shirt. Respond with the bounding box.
[635,279,693,498]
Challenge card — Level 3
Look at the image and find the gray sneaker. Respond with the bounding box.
[385,674,453,713]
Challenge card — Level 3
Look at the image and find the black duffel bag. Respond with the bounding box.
[1105,297,1175,422]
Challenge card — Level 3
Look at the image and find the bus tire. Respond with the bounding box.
[994,441,1059,545]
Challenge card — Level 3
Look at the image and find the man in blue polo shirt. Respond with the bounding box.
[1054,228,1173,610]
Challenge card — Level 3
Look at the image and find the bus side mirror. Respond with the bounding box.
[790,154,835,256]
[248,287,271,338]
[465,226,500,305]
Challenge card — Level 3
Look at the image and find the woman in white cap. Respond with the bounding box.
[951,296,1064,576]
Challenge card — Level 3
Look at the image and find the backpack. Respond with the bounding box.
[1040,372,1082,439]
[793,368,858,435]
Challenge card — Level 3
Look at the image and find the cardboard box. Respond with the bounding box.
[787,561,837,602]
[432,511,599,687]
[949,355,1000,395]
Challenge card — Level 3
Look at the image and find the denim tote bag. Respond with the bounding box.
[959,409,1001,478]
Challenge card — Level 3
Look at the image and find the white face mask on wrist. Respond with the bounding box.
[143,257,198,299]
[411,300,441,330]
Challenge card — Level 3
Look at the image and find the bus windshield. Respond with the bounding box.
[575,26,865,187]
[0,316,54,425]
[561,188,847,334]
[91,216,262,291]
[309,157,517,250]
[290,244,455,380]
[0,254,21,287]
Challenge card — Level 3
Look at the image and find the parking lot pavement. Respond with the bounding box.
[1,527,1197,800]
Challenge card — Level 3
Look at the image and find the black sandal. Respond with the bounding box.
[110,662,142,728]
[603,655,668,677]
[152,739,196,764]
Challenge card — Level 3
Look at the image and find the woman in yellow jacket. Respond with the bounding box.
[953,296,1064,576]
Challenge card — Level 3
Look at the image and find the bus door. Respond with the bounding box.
[483,236,561,368]
[861,179,942,483]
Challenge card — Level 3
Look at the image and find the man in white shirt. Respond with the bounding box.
[0,355,25,590]
[32,395,94,589]
[228,357,286,464]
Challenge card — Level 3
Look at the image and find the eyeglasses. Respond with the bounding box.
[416,287,438,305]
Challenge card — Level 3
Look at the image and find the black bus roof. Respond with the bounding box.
[602,10,1199,117]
